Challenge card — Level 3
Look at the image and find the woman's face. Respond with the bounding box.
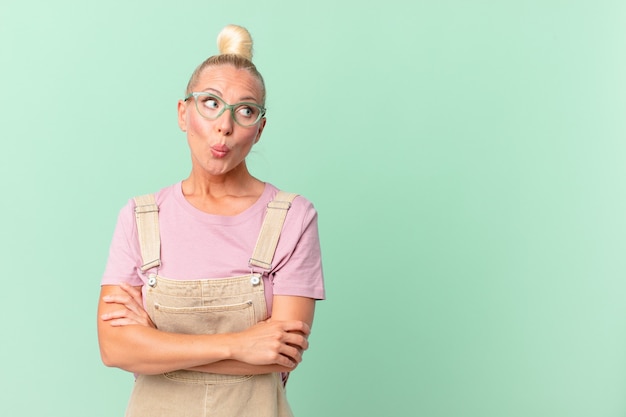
[178,65,266,178]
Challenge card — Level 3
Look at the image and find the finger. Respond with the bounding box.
[274,353,298,368]
[101,308,132,321]
[121,297,143,317]
[104,291,143,317]
[120,283,144,305]
[108,317,141,327]
[112,284,143,308]
[102,295,141,317]
[279,345,303,364]
[102,294,133,305]
[281,320,311,336]
[101,309,147,327]
[283,333,309,351]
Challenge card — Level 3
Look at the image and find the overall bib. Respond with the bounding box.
[125,192,298,417]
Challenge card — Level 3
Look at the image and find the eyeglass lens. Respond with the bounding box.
[194,94,263,126]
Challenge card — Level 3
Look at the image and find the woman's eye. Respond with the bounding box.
[237,106,255,118]
[204,99,219,109]
[200,97,220,110]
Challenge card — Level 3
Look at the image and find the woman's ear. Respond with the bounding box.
[254,117,266,144]
[177,100,187,132]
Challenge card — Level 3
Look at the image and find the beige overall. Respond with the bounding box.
[125,192,298,417]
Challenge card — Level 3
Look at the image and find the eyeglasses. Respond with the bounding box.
[184,92,266,127]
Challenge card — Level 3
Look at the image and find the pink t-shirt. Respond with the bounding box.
[102,182,325,314]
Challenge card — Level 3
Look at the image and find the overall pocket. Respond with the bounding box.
[152,300,255,335]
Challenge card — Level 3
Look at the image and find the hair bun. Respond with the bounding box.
[217,24,253,61]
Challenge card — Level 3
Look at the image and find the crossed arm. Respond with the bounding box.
[97,283,315,375]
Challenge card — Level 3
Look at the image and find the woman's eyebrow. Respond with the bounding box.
[201,87,222,95]
[238,95,259,103]
[200,88,259,103]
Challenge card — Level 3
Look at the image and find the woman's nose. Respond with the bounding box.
[215,109,234,135]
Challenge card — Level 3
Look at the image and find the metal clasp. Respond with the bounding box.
[267,200,291,210]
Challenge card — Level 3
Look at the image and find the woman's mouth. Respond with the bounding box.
[210,144,230,158]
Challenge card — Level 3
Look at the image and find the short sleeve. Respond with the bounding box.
[101,200,144,287]
[270,197,325,300]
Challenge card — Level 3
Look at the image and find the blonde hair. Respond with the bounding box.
[185,25,266,103]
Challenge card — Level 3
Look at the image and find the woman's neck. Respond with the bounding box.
[181,164,265,215]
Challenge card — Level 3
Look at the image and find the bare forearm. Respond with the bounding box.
[189,360,292,375]
[98,321,305,375]
[98,324,232,375]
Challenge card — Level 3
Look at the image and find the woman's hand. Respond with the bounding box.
[100,283,155,328]
[228,319,311,368]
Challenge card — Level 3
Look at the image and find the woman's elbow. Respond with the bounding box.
[98,331,135,370]
[99,342,123,369]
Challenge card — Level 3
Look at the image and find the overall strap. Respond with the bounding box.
[133,194,162,272]
[248,191,298,272]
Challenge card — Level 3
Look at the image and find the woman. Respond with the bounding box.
[97,25,325,417]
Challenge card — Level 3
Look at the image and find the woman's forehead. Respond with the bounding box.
[194,65,263,101]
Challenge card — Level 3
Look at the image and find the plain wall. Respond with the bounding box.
[1,1,625,416]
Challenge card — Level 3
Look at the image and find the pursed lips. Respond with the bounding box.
[210,144,230,158]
